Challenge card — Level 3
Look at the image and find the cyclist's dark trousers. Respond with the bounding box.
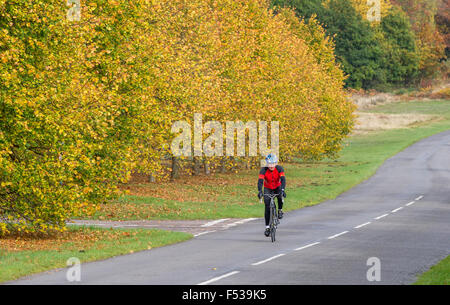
[264,187,283,226]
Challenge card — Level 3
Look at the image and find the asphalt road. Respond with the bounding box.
[10,130,450,285]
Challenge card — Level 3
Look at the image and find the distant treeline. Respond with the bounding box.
[271,0,448,89]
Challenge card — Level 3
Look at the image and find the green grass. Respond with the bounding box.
[85,99,450,221]
[414,255,450,285]
[0,226,192,283]
[362,99,450,116]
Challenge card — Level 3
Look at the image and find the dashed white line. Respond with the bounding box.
[197,271,240,285]
[252,254,286,266]
[391,207,403,213]
[201,219,230,227]
[294,242,321,251]
[203,196,422,278]
[223,219,257,228]
[224,223,237,228]
[354,222,371,229]
[327,231,349,240]
[194,230,216,237]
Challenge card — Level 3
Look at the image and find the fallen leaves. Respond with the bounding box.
[0,227,139,253]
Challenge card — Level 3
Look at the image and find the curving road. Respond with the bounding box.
[10,130,450,285]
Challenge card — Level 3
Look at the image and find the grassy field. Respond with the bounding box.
[414,255,450,285]
[83,99,450,221]
[0,226,192,283]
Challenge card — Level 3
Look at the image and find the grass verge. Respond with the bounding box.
[414,255,450,285]
[0,226,192,283]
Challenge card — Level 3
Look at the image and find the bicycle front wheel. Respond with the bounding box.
[270,204,277,242]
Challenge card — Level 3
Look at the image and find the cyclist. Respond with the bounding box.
[257,153,286,237]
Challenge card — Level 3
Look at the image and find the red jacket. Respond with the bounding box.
[258,165,285,190]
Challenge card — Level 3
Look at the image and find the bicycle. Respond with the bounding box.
[261,193,283,242]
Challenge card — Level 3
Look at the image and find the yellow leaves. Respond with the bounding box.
[0,223,9,235]
[347,0,392,23]
[108,0,119,6]
[0,0,354,236]
[82,187,93,194]
[0,227,134,251]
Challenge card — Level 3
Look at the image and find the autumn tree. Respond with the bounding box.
[0,0,355,234]
[349,0,392,23]
[391,0,446,80]
[0,0,161,234]
[377,6,420,84]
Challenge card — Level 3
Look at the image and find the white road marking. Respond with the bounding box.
[374,214,389,220]
[222,219,257,228]
[233,218,258,225]
[327,231,349,239]
[224,223,237,228]
[198,271,240,285]
[415,195,424,201]
[194,230,216,237]
[354,222,371,229]
[201,219,230,227]
[252,254,285,266]
[294,242,321,251]
[391,207,403,213]
[405,201,415,206]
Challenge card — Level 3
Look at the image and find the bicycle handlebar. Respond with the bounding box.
[260,193,284,204]
[264,193,281,199]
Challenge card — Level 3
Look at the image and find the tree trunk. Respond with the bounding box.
[220,156,227,173]
[203,159,210,175]
[193,157,201,176]
[148,173,155,183]
[171,157,180,180]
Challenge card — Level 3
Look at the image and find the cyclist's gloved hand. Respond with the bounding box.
[258,191,263,199]
[282,189,286,198]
